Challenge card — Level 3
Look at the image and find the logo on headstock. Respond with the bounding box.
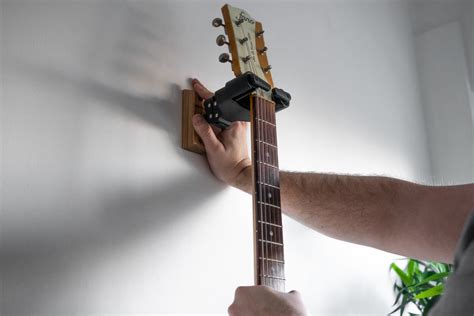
[238,11,255,25]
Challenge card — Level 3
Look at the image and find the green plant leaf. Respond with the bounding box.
[415,284,444,299]
[391,263,412,286]
[407,260,417,278]
[389,303,402,315]
[411,272,450,288]
[389,259,452,316]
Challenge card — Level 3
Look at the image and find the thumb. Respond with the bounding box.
[192,114,222,151]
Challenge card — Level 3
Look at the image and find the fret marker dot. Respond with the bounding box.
[268,192,272,199]
[266,152,270,158]
[269,230,274,237]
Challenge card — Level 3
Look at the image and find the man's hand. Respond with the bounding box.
[228,286,307,316]
[191,79,252,192]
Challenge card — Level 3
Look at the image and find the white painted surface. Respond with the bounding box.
[460,0,474,91]
[415,22,473,184]
[2,1,432,315]
[409,0,474,92]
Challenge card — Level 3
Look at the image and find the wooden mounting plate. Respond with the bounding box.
[181,89,205,154]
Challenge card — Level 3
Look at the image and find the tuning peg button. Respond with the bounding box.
[219,53,232,63]
[216,34,229,46]
[256,30,265,37]
[212,18,224,27]
[258,46,268,54]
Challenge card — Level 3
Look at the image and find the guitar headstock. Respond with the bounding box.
[213,4,274,87]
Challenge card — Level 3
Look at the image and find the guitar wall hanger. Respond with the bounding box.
[182,72,290,153]
[203,72,291,129]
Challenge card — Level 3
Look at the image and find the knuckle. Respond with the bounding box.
[227,303,237,315]
[235,286,245,296]
[202,127,213,138]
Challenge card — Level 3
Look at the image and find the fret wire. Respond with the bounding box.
[258,220,282,227]
[257,183,280,191]
[258,239,283,246]
[260,275,285,280]
[257,181,280,190]
[259,257,285,263]
[257,140,277,148]
[256,118,276,127]
[257,201,281,209]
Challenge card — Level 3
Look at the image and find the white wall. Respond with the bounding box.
[415,22,473,184]
[460,0,474,92]
[1,1,432,315]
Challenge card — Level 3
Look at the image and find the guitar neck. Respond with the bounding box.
[250,94,285,291]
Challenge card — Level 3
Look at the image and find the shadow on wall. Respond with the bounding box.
[4,59,225,251]
[1,62,225,313]
[2,2,226,314]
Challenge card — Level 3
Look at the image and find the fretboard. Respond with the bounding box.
[250,94,285,291]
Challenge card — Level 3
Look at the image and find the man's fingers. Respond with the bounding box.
[192,114,222,151]
[192,78,213,99]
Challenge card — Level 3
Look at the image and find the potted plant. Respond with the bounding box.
[389,258,453,315]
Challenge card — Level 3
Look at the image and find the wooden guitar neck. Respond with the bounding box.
[250,94,285,291]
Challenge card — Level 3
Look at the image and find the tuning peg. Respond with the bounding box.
[216,34,229,46]
[258,46,268,54]
[262,65,272,73]
[212,18,224,27]
[256,30,265,37]
[219,53,232,63]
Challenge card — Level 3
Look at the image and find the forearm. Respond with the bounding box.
[279,172,400,247]
[190,79,472,263]
[234,169,473,263]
